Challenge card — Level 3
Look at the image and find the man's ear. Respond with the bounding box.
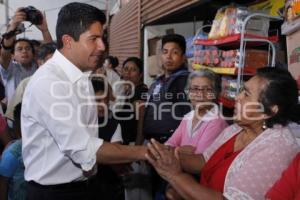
[61,35,73,49]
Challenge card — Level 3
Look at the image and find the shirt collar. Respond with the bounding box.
[158,64,188,81]
[186,106,220,135]
[52,50,87,84]
[202,106,220,122]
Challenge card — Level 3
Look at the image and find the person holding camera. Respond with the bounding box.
[0,7,52,105]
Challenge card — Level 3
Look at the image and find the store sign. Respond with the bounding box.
[289,47,300,64]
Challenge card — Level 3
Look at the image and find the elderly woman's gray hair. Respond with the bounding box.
[186,69,221,99]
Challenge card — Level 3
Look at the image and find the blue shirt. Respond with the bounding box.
[0,61,37,103]
[0,139,27,200]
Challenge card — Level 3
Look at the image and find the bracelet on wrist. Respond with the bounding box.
[1,39,14,50]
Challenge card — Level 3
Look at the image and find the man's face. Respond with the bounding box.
[161,42,185,73]
[13,41,34,65]
[70,22,105,72]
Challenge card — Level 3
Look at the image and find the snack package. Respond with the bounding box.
[221,77,239,100]
[208,6,269,39]
[208,7,226,39]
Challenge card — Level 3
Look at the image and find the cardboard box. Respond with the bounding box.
[147,55,163,77]
[287,29,300,88]
[148,37,161,56]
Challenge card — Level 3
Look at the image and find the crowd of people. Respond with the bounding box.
[0,2,299,200]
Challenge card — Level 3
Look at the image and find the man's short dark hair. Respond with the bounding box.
[56,2,106,49]
[12,38,35,54]
[161,34,186,55]
[30,39,41,47]
[37,42,56,60]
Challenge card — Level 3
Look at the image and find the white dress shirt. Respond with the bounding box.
[21,50,103,185]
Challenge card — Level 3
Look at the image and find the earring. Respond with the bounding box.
[262,121,267,130]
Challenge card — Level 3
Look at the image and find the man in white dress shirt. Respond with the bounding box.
[21,3,147,200]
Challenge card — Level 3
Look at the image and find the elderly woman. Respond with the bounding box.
[146,67,300,200]
[165,69,228,154]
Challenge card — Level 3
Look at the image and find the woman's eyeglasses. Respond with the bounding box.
[187,87,214,94]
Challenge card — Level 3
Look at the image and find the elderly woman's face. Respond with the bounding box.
[234,76,268,126]
[188,76,215,109]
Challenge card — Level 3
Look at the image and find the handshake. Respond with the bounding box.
[143,139,195,181]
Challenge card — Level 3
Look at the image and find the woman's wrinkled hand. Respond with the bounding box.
[176,145,196,155]
[145,139,182,181]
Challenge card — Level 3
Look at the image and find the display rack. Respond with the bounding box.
[193,13,282,108]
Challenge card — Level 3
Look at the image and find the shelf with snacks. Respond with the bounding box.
[218,77,245,109]
[192,48,269,76]
[194,33,279,47]
[192,64,258,76]
[192,5,282,108]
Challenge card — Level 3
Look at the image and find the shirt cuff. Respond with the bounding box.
[80,138,103,172]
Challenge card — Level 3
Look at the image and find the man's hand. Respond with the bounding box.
[35,11,53,43]
[36,11,48,32]
[7,8,26,32]
[146,139,182,181]
[1,8,27,69]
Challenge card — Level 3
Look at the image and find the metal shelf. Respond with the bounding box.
[192,64,257,75]
[194,34,278,47]
[193,13,282,107]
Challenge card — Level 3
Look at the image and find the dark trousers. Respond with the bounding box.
[88,180,124,200]
[27,181,88,200]
[87,174,124,200]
